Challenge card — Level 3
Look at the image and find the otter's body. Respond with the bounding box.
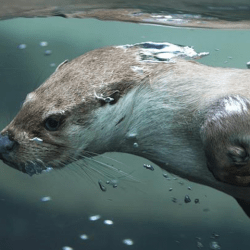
[1,42,250,215]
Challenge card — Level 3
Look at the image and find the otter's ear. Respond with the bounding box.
[56,60,68,72]
[95,90,120,105]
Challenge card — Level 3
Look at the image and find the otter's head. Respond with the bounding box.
[0,47,148,175]
[0,81,95,175]
[201,95,250,187]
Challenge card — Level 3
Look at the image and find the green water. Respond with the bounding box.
[0,17,250,250]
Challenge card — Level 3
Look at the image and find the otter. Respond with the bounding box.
[1,42,250,217]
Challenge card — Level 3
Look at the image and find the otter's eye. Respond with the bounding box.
[45,117,61,131]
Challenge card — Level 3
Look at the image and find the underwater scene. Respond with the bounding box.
[0,7,250,250]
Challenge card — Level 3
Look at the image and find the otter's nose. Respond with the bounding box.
[0,134,16,153]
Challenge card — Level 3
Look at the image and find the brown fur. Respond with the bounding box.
[1,45,250,203]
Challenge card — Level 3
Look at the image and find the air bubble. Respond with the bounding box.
[209,241,221,249]
[40,196,52,202]
[89,215,101,221]
[247,61,250,69]
[195,199,200,204]
[127,133,137,139]
[40,41,48,47]
[30,137,43,143]
[211,233,220,239]
[197,241,204,248]
[172,197,177,203]
[17,44,27,49]
[79,234,88,240]
[98,180,107,192]
[131,66,144,74]
[122,239,134,246]
[44,50,52,55]
[143,164,154,171]
[110,179,118,186]
[42,167,53,173]
[104,220,113,225]
[184,195,191,203]
[133,142,139,148]
[62,246,73,250]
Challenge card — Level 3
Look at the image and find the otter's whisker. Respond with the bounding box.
[36,158,46,168]
[79,151,140,182]
[83,150,134,168]
[67,158,104,185]
[83,156,139,182]
[78,162,110,181]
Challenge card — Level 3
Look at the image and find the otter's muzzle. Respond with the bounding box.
[0,134,19,169]
[0,134,16,154]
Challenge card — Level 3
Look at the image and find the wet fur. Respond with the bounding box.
[2,45,250,203]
